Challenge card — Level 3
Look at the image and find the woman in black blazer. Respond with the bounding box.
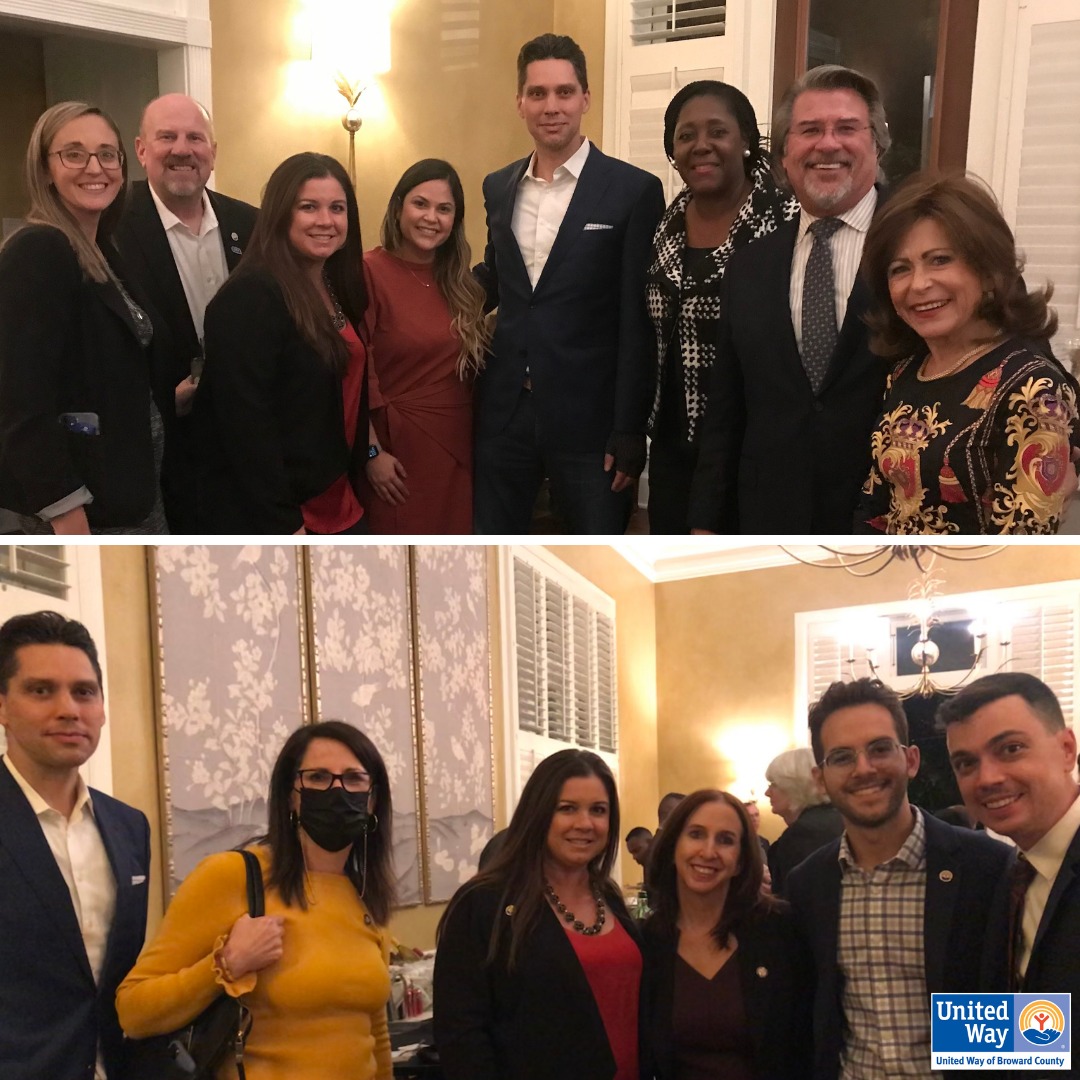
[641,790,811,1080]
[195,152,368,534]
[434,749,644,1080]
[0,102,163,533]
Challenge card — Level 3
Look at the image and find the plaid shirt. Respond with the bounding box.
[837,807,940,1080]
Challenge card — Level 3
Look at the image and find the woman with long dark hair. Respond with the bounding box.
[118,720,395,1079]
[641,790,810,1080]
[195,152,369,534]
[360,158,490,533]
[0,101,165,533]
[433,749,642,1080]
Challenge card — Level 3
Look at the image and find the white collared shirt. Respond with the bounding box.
[1019,788,1080,977]
[3,755,117,1080]
[148,183,229,344]
[789,185,878,354]
[512,137,591,289]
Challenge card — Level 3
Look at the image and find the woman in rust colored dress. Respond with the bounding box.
[360,159,490,533]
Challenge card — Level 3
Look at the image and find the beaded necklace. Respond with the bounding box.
[544,880,606,936]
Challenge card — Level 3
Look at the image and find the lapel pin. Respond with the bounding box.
[231,231,238,240]
[939,870,954,882]
[756,966,768,978]
[231,245,242,255]
[505,904,516,916]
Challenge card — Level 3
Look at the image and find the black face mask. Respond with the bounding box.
[297,787,371,852]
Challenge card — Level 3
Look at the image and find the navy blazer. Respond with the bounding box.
[785,810,1014,1080]
[688,198,890,534]
[474,144,665,453]
[640,905,813,1080]
[0,226,158,527]
[433,882,644,1080]
[1021,813,1080,1004]
[0,757,150,1080]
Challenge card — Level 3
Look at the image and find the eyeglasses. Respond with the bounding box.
[790,122,871,144]
[295,768,372,793]
[820,737,904,770]
[50,148,124,171]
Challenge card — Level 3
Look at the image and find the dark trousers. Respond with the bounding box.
[474,389,633,535]
[646,435,698,534]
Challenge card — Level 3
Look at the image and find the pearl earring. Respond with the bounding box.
[743,149,751,158]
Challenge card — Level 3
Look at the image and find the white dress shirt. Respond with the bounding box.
[1019,788,1080,977]
[4,755,117,1080]
[512,137,591,289]
[148,183,229,344]
[789,185,878,355]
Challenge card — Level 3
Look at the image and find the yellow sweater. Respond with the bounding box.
[117,846,392,1080]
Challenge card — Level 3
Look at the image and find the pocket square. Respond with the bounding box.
[583,223,614,231]
[131,875,146,885]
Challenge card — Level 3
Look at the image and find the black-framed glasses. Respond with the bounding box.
[50,147,124,171]
[821,737,904,771]
[295,768,372,793]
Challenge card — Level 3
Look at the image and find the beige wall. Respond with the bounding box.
[209,0,588,260]
[655,547,1080,841]
[0,32,45,221]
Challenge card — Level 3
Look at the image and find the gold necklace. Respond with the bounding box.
[917,335,1003,381]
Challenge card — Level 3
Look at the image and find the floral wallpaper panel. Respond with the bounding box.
[308,545,422,906]
[153,546,307,894]
[415,546,493,902]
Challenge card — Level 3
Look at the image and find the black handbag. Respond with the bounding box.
[127,849,265,1080]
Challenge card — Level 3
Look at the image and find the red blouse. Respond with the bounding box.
[565,916,642,1080]
[302,321,366,534]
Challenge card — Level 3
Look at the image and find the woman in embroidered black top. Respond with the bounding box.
[645,81,798,534]
[856,173,1077,534]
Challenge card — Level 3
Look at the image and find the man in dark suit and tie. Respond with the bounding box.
[473,34,665,534]
[688,65,891,534]
[115,93,257,533]
[942,673,1080,1031]
[0,611,150,1080]
[786,678,1013,1080]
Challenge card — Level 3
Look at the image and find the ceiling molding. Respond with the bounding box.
[610,543,818,583]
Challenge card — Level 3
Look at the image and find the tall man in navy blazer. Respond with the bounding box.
[0,612,150,1080]
[689,66,891,534]
[115,93,257,533]
[473,34,665,534]
[942,673,1080,1032]
[786,678,1013,1080]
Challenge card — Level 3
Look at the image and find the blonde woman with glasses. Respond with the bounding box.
[0,102,166,533]
[359,159,490,533]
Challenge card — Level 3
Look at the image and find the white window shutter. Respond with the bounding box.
[1005,600,1077,724]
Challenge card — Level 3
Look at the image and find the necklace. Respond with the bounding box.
[917,335,1003,381]
[322,272,347,330]
[544,880,606,935]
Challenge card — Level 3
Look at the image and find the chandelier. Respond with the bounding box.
[783,545,1010,699]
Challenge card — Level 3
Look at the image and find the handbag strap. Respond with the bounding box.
[240,849,265,917]
[233,850,264,1080]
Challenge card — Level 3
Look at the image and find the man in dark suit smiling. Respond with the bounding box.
[0,612,150,1080]
[115,93,257,533]
[473,34,664,534]
[689,65,892,534]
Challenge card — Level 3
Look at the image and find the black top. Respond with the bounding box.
[672,955,753,1080]
[768,804,845,899]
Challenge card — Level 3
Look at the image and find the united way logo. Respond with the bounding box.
[931,993,1071,1070]
[1019,1000,1066,1047]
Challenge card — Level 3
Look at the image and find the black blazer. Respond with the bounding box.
[687,201,889,534]
[433,882,643,1080]
[1021,814,1080,1003]
[114,180,257,418]
[193,268,363,534]
[640,905,812,1080]
[0,757,151,1080]
[0,225,158,527]
[474,145,665,452]
[768,804,845,899]
[785,811,1014,1080]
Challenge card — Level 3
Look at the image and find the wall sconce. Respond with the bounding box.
[306,0,392,185]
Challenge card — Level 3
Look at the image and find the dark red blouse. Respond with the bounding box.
[565,916,642,1080]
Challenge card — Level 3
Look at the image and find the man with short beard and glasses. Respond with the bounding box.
[688,65,891,534]
[786,678,1013,1080]
[115,93,257,533]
